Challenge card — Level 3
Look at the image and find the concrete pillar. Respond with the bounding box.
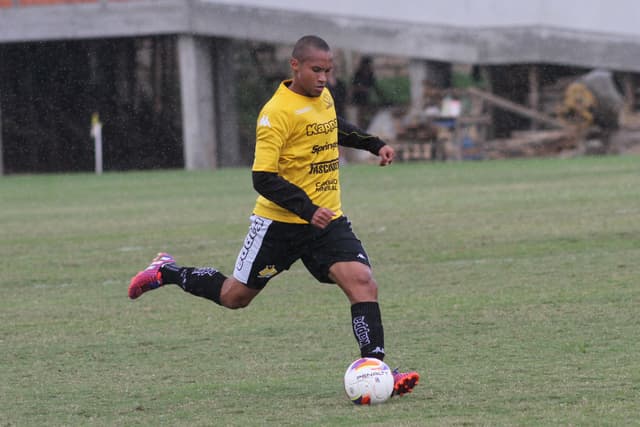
[212,38,241,166]
[177,34,217,170]
[408,58,427,112]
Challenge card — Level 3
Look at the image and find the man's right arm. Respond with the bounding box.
[252,171,319,223]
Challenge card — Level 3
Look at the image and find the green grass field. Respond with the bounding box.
[1,155,639,426]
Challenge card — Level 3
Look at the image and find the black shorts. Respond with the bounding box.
[233,215,371,289]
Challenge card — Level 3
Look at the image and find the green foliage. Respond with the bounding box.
[452,70,480,89]
[375,76,410,105]
[451,66,492,89]
[1,155,639,426]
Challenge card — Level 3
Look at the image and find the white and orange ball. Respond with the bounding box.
[343,357,394,405]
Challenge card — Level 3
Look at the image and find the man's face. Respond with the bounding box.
[289,47,333,97]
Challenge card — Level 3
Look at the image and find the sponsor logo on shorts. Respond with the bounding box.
[236,217,265,271]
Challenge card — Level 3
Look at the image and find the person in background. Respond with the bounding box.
[351,56,383,129]
[327,68,349,162]
[327,71,347,119]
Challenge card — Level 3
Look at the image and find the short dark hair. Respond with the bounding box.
[292,35,330,62]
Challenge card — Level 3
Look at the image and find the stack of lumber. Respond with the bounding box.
[483,130,578,159]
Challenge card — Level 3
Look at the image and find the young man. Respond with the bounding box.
[129,35,419,397]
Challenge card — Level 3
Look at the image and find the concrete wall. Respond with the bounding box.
[210,0,640,37]
[0,0,187,41]
[2,0,640,71]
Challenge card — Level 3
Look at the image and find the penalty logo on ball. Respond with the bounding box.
[343,357,394,405]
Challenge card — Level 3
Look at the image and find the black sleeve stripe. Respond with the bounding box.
[336,116,385,155]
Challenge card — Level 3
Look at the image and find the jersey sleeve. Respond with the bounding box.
[252,106,290,172]
[252,171,319,222]
[337,116,386,155]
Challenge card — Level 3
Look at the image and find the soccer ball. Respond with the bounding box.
[343,357,394,405]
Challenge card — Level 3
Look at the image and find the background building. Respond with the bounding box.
[2,0,640,173]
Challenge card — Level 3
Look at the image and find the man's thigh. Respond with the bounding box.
[302,216,371,283]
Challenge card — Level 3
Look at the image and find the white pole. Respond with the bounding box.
[91,113,103,175]
[0,89,4,176]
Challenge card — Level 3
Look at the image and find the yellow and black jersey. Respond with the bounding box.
[252,80,386,224]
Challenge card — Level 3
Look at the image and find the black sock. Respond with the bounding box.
[160,263,226,305]
[351,302,385,360]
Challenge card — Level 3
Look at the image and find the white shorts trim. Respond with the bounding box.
[233,215,272,284]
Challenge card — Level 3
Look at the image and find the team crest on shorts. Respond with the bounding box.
[258,265,278,279]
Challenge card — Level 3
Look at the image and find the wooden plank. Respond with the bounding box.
[456,114,492,125]
[466,86,569,129]
[621,72,635,113]
[528,64,540,130]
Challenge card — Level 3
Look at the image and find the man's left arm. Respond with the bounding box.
[337,116,394,166]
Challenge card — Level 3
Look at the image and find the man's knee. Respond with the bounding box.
[331,262,378,302]
[223,293,254,309]
[220,277,260,309]
[353,268,376,287]
[334,262,375,285]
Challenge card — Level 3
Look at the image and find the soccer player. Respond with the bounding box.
[128,35,419,397]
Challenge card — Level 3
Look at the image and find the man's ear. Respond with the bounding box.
[290,57,299,73]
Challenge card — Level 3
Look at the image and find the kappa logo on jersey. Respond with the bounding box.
[306,118,337,136]
[257,265,278,279]
[258,115,272,128]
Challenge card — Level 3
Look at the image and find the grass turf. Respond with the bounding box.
[1,155,639,426]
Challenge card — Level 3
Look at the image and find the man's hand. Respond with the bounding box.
[378,145,395,166]
[311,207,335,229]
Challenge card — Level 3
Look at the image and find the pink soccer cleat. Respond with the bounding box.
[391,369,420,396]
[128,253,175,299]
